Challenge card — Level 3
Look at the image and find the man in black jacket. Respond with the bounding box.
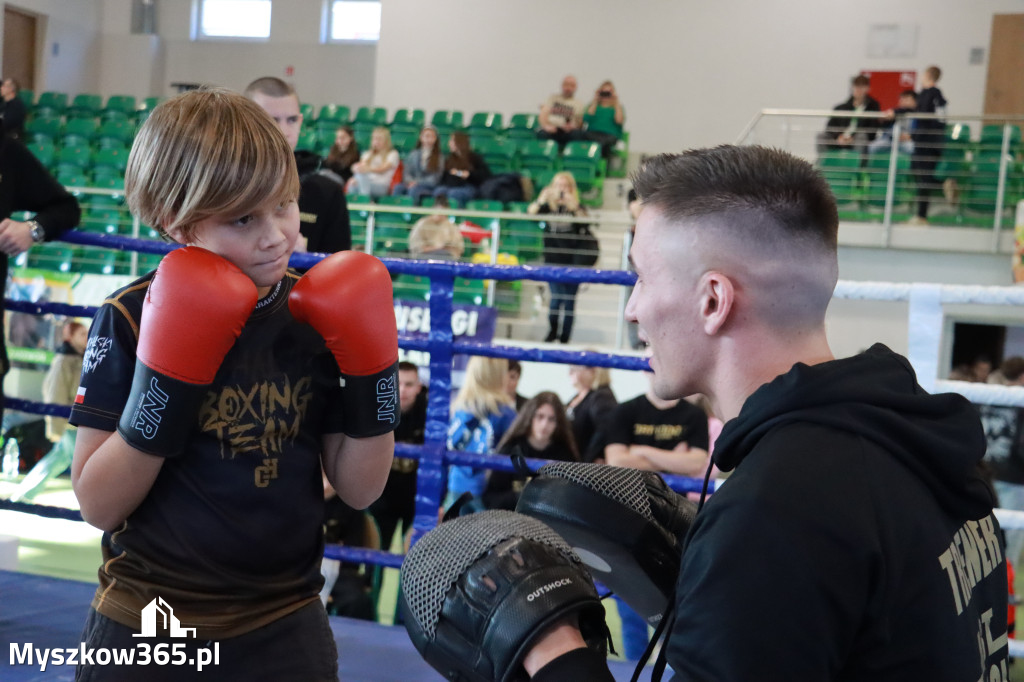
[518,146,1008,680]
[819,74,881,154]
[0,137,80,426]
[0,78,27,140]
[245,77,351,254]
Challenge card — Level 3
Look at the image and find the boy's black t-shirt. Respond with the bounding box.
[605,394,709,452]
[69,270,347,639]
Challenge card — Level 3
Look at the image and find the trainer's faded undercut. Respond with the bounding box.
[631,145,839,252]
[124,87,299,241]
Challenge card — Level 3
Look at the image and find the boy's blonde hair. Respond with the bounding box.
[125,87,300,241]
[453,356,513,420]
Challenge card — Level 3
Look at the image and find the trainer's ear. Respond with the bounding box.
[699,270,734,336]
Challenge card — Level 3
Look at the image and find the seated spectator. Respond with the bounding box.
[603,371,711,477]
[484,392,579,511]
[506,359,528,410]
[428,132,491,208]
[320,474,377,620]
[325,125,360,184]
[537,74,587,149]
[408,213,465,260]
[869,90,918,156]
[817,74,881,154]
[445,356,518,507]
[350,126,400,199]
[369,360,427,551]
[565,360,617,462]
[530,172,590,343]
[583,80,625,159]
[393,125,444,199]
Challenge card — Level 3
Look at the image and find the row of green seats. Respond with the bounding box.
[24,92,162,122]
[20,243,164,276]
[26,116,137,148]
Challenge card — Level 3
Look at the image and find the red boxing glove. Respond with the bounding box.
[118,247,259,456]
[289,251,399,437]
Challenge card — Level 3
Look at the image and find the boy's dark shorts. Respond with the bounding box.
[75,600,338,681]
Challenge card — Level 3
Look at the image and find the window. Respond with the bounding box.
[325,0,381,43]
[196,0,272,40]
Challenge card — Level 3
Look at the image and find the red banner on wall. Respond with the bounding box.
[861,70,917,110]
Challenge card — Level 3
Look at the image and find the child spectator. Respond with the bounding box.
[909,65,949,225]
[392,125,444,199]
[530,171,590,343]
[445,356,517,507]
[483,391,578,510]
[584,80,626,159]
[350,126,400,199]
[565,359,617,463]
[325,126,360,185]
[68,88,398,681]
[9,319,88,502]
[408,213,465,260]
[429,132,491,208]
[869,90,918,156]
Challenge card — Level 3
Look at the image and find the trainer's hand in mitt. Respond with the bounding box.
[516,462,697,625]
[400,509,608,682]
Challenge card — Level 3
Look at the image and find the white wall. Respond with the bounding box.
[375,0,1023,154]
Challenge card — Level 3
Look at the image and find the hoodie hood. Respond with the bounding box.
[294,150,322,178]
[713,344,993,519]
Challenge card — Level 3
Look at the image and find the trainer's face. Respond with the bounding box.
[185,197,301,296]
[531,404,557,446]
[251,92,303,150]
[626,206,704,400]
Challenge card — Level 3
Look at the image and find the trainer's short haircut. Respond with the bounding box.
[125,87,299,242]
[631,145,839,252]
[244,76,297,100]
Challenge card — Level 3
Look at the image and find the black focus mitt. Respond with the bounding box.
[516,462,697,625]
[400,509,609,682]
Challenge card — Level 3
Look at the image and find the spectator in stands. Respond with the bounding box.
[10,319,88,502]
[538,74,587,149]
[393,125,444,199]
[0,78,26,140]
[430,132,491,208]
[245,77,352,253]
[409,212,465,260]
[583,80,625,159]
[869,90,918,157]
[980,356,1024,568]
[603,371,711,476]
[370,361,427,551]
[818,74,881,154]
[350,126,400,199]
[320,474,376,620]
[324,126,360,185]
[565,360,618,463]
[530,172,590,343]
[506,359,528,410]
[0,136,80,430]
[484,392,579,511]
[445,356,518,507]
[908,65,949,225]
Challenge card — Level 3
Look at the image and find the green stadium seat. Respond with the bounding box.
[355,106,388,125]
[561,141,606,205]
[88,175,126,209]
[506,113,539,141]
[453,277,486,306]
[17,89,34,108]
[56,144,93,171]
[318,104,351,124]
[96,119,135,149]
[299,102,315,124]
[296,128,319,152]
[374,195,414,253]
[27,139,56,167]
[136,252,165,273]
[26,243,74,273]
[75,247,129,275]
[56,169,89,193]
[391,131,415,154]
[391,108,425,128]
[964,156,1016,217]
[68,93,103,119]
[430,110,464,133]
[26,116,62,143]
[347,193,371,248]
[79,208,125,235]
[92,146,130,177]
[354,128,372,152]
[64,117,98,143]
[862,152,914,210]
[979,124,1022,156]
[392,274,430,302]
[505,201,530,214]
[502,220,544,263]
[467,112,504,140]
[475,138,516,174]
[516,139,559,176]
[466,199,504,213]
[104,95,137,120]
[136,96,162,123]
[34,92,68,118]
[817,150,863,205]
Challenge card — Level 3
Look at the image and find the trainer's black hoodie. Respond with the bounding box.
[667,344,1008,681]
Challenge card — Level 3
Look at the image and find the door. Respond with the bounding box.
[2,5,37,92]
[984,14,1024,115]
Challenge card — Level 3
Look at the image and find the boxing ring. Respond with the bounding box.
[3,228,1024,679]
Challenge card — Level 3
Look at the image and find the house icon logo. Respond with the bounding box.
[132,597,197,638]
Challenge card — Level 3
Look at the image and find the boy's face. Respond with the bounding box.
[171,197,301,294]
[250,92,303,150]
[898,94,916,109]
